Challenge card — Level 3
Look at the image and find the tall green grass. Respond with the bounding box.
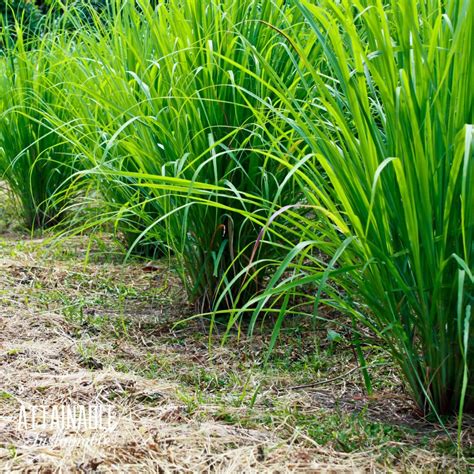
[224,0,473,415]
[0,0,44,43]
[0,24,80,228]
[54,0,315,308]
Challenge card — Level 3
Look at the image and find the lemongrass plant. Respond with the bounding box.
[0,23,81,229]
[53,0,315,308]
[223,0,473,416]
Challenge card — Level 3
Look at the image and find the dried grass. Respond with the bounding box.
[0,234,471,472]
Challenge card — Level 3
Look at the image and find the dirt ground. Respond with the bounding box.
[0,227,472,472]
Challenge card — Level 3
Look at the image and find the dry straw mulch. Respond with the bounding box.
[0,235,471,472]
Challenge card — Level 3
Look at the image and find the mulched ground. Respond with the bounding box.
[0,232,472,472]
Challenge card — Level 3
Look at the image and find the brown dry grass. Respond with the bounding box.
[0,228,472,472]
